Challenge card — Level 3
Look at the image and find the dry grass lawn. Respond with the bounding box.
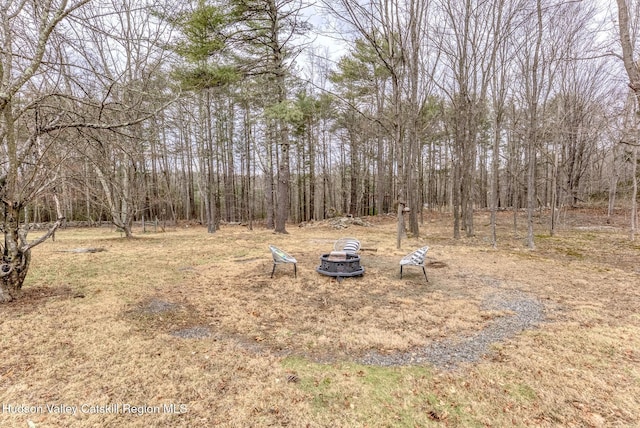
[0,209,639,427]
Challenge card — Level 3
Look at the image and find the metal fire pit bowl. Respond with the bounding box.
[316,251,364,280]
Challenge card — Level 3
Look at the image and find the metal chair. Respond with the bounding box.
[333,237,361,254]
[399,246,429,282]
[269,245,297,278]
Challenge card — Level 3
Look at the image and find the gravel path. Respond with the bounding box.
[360,289,545,370]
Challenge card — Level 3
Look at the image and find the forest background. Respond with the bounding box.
[1,0,640,300]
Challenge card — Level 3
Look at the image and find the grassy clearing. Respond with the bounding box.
[0,210,639,427]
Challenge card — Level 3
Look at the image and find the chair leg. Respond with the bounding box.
[271,263,276,278]
[293,263,297,278]
[400,265,403,279]
[422,266,428,283]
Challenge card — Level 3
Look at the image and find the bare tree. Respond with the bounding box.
[0,0,93,301]
[616,0,640,240]
[325,0,434,248]
[69,0,175,237]
[0,0,175,301]
[489,0,524,247]
[433,0,506,239]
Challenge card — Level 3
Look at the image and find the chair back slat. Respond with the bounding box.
[334,238,361,254]
[400,246,429,266]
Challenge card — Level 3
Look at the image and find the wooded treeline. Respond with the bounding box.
[1,0,640,299]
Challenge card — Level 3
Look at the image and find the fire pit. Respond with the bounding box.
[316,251,364,279]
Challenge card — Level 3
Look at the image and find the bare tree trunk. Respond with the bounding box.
[275,118,290,233]
[270,0,290,234]
[1,182,64,301]
[243,102,253,230]
[550,147,559,236]
[375,82,386,216]
[491,119,501,247]
[349,155,358,217]
[308,118,316,221]
[265,122,275,229]
[204,91,217,233]
[392,65,405,249]
[525,0,544,250]
[631,145,638,240]
[453,159,461,239]
[607,144,618,223]
[1,204,31,302]
[406,0,427,238]
[94,163,133,238]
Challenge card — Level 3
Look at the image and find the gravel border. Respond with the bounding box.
[160,279,546,370]
[360,289,545,370]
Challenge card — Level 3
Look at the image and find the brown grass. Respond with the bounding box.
[0,209,638,427]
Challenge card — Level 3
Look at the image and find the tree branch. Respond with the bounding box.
[36,95,179,133]
[21,193,64,252]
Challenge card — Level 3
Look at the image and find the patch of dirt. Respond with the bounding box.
[56,247,106,253]
[427,261,448,269]
[171,326,212,339]
[0,286,81,315]
[123,297,209,335]
[138,298,181,314]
